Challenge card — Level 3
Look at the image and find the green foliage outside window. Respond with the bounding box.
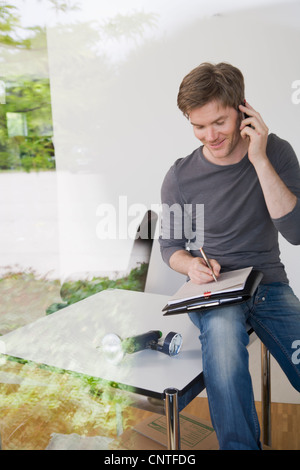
[0,77,54,172]
[46,263,149,315]
[0,4,55,172]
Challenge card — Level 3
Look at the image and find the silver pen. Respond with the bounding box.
[199,247,218,282]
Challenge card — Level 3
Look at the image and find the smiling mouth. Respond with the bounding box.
[209,139,226,149]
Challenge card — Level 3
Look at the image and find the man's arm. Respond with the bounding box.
[239,102,297,220]
[159,166,221,284]
[252,158,297,220]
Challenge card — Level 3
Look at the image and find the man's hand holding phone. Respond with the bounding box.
[239,100,269,167]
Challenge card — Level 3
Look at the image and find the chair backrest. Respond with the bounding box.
[127,209,185,295]
[144,237,185,296]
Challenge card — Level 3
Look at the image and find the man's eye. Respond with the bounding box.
[216,121,225,126]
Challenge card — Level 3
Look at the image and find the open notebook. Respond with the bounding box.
[162,267,263,315]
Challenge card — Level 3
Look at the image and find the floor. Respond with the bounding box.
[184,397,300,450]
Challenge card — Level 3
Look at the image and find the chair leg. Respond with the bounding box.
[261,342,271,447]
[165,388,180,450]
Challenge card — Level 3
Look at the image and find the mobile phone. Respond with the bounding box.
[240,100,252,127]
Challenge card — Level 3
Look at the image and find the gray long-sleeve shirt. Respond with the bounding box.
[159,133,300,284]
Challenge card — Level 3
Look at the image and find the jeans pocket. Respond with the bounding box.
[254,282,295,306]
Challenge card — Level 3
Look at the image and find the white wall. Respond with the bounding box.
[46,1,300,295]
[46,1,300,405]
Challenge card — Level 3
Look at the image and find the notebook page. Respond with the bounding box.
[168,267,253,305]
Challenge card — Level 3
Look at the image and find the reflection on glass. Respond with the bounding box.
[0,3,54,172]
[6,112,28,138]
[0,77,54,171]
[0,1,160,311]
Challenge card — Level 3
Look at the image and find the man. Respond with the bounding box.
[159,62,300,450]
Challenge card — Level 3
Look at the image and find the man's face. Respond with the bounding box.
[189,100,245,164]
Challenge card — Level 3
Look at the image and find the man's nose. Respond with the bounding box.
[206,127,217,142]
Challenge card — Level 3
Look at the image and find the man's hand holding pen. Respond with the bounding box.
[187,248,221,285]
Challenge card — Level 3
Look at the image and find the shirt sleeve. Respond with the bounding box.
[270,136,300,245]
[158,164,188,266]
[272,198,300,245]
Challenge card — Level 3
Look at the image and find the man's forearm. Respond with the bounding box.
[239,102,297,220]
[169,250,194,276]
[253,157,297,220]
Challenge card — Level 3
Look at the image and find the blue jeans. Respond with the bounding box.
[188,282,300,450]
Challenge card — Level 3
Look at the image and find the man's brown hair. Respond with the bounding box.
[177,62,245,118]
